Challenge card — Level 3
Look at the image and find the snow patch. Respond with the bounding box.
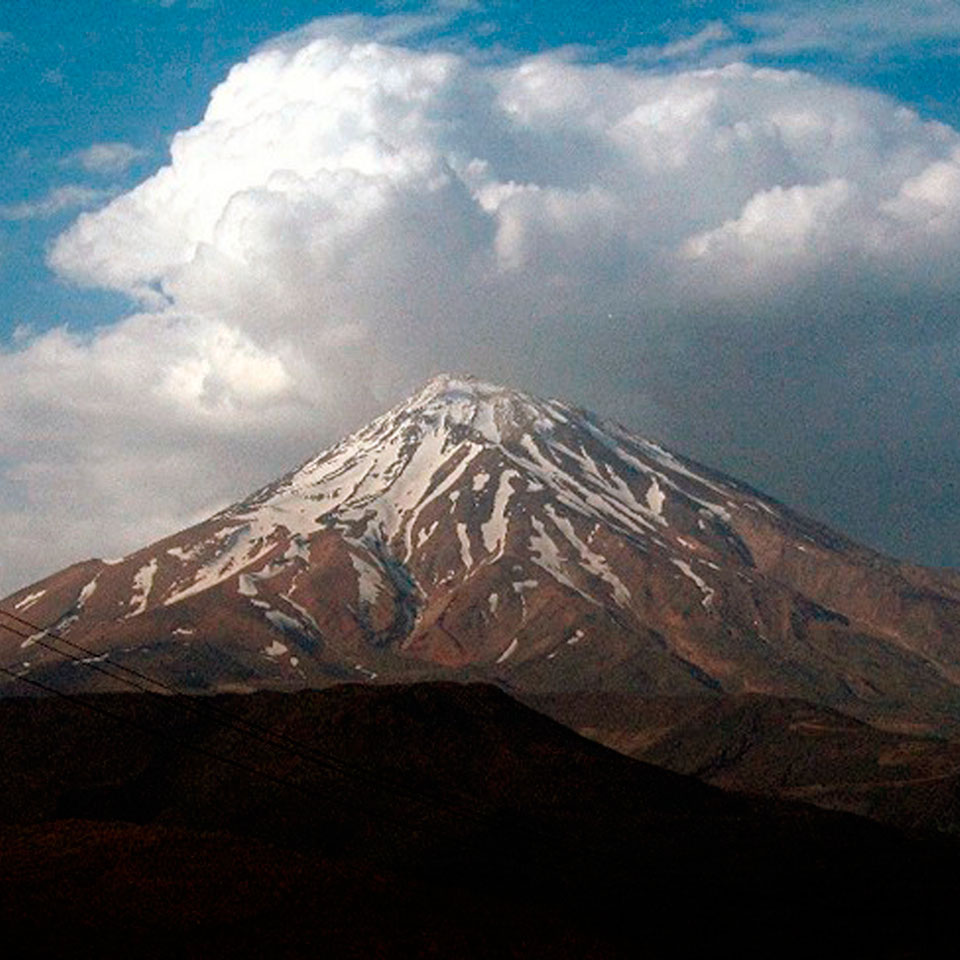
[350,554,383,605]
[166,546,197,561]
[646,478,666,519]
[265,609,304,635]
[529,517,578,592]
[263,640,288,657]
[77,576,99,607]
[125,559,157,618]
[545,505,631,606]
[456,522,474,570]
[78,652,110,665]
[14,590,46,612]
[163,524,277,607]
[671,559,716,610]
[417,520,439,548]
[512,579,539,592]
[496,638,519,663]
[280,593,323,635]
[481,469,519,557]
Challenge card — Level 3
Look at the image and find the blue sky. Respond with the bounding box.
[1,0,959,591]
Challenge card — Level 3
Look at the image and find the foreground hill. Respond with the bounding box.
[2,682,960,957]
[3,374,960,739]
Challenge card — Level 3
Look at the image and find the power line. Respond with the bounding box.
[0,661,324,801]
[1,607,618,852]
[0,606,663,871]
[0,608,500,825]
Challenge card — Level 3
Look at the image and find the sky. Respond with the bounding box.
[1,0,959,594]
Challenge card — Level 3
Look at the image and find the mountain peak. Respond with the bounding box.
[393,372,563,447]
[415,372,498,398]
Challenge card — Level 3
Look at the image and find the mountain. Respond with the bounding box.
[3,373,960,739]
[4,683,960,957]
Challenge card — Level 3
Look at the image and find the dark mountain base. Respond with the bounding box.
[2,683,959,957]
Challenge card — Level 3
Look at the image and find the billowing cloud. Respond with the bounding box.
[50,44,960,333]
[0,311,370,591]
[3,22,960,592]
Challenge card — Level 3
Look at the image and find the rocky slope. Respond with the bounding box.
[3,373,960,735]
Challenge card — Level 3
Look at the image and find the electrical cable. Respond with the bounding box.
[0,609,503,826]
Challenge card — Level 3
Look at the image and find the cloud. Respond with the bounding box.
[0,311,364,592]
[65,141,147,175]
[4,22,960,591]
[623,3,960,72]
[49,44,960,335]
[739,1,960,58]
[0,185,115,221]
[146,0,215,8]
[631,22,735,65]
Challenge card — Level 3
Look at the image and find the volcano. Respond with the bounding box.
[4,373,960,738]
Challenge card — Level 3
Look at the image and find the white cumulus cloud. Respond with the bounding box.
[49,44,960,332]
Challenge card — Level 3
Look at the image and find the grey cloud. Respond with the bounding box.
[629,21,735,65]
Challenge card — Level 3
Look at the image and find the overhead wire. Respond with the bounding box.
[0,660,328,802]
[0,604,690,876]
[0,607,506,827]
[0,605,614,858]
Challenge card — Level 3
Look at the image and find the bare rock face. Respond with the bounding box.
[3,373,960,733]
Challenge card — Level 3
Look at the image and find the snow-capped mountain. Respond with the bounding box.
[4,374,960,733]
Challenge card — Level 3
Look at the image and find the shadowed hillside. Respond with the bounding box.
[2,682,960,957]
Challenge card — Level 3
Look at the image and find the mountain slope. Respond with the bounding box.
[3,373,960,734]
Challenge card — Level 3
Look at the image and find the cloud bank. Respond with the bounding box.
[3,22,960,592]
